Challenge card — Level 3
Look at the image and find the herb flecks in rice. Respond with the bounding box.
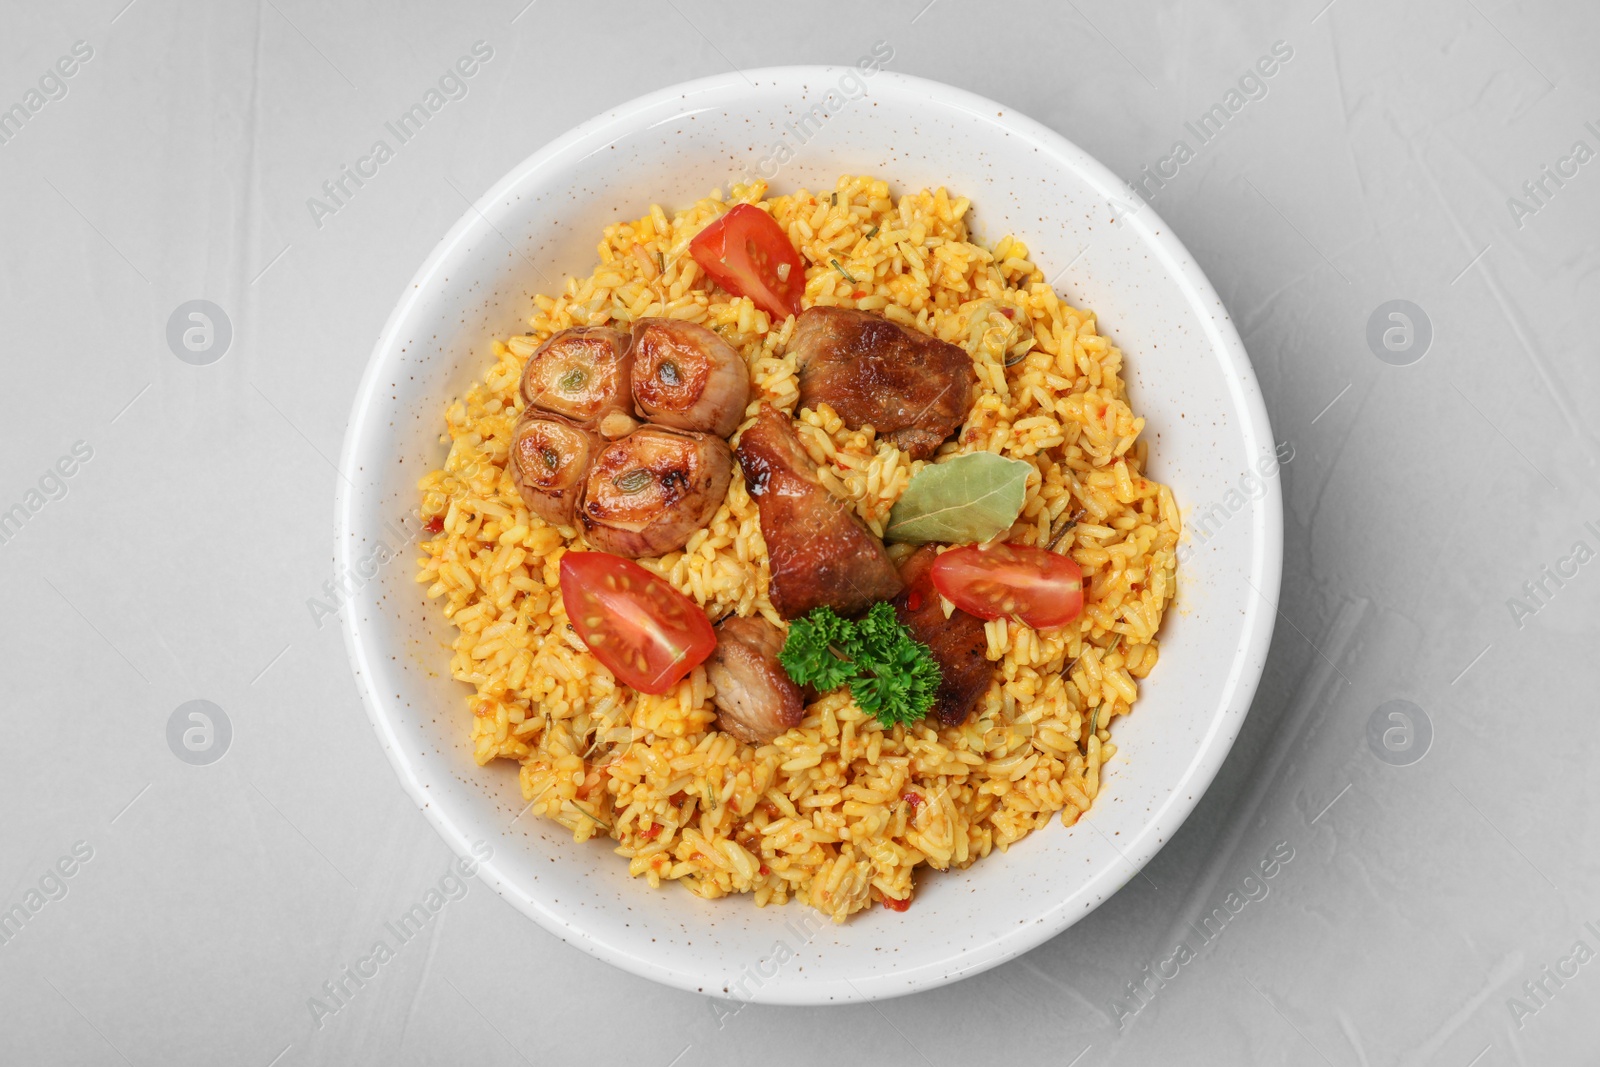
[416,175,1180,922]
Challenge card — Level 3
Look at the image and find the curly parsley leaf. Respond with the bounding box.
[778,606,858,693]
[850,602,903,659]
[779,602,942,728]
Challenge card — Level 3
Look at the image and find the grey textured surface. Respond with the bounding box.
[2,0,1597,1064]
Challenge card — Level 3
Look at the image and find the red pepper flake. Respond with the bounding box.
[1000,306,1015,319]
[882,895,912,912]
[424,515,444,534]
[640,823,662,840]
[904,791,923,817]
[758,864,770,876]
[851,290,867,299]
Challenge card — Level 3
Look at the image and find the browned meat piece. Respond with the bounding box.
[734,404,903,619]
[706,616,805,743]
[580,427,732,558]
[508,415,602,529]
[892,546,993,727]
[521,326,638,438]
[630,318,751,438]
[791,307,976,460]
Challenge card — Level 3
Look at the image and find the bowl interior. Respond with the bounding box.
[337,68,1280,1004]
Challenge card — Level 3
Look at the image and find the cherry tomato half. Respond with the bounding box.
[558,551,716,694]
[929,543,1085,631]
[688,204,805,321]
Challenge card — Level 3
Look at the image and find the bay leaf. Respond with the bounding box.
[884,452,1031,544]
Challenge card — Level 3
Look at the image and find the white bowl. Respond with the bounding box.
[336,67,1281,1004]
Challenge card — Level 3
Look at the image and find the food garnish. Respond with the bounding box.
[688,203,805,320]
[559,551,716,694]
[883,451,1032,544]
[930,542,1085,630]
[1046,508,1086,551]
[779,603,942,728]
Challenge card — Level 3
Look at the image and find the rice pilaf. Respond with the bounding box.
[416,175,1179,921]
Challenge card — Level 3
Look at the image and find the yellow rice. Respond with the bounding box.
[416,175,1179,921]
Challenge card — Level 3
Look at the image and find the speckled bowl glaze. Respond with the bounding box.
[337,68,1281,1004]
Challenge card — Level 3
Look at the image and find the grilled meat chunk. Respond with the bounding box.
[734,404,902,619]
[706,616,805,743]
[791,307,975,460]
[630,318,751,438]
[580,427,732,558]
[892,546,993,727]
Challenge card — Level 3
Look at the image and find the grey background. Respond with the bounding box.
[2,0,1597,1063]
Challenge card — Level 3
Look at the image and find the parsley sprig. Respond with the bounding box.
[779,603,942,728]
